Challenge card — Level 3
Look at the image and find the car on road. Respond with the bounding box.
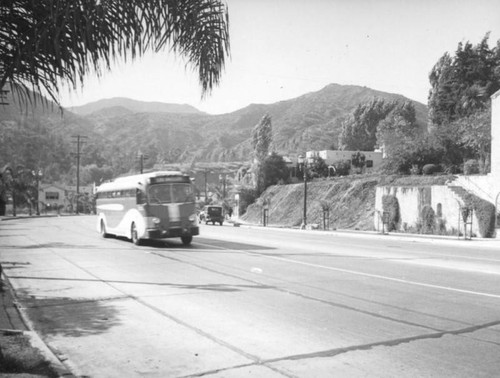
[204,205,224,225]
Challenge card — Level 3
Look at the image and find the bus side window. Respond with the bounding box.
[136,189,146,204]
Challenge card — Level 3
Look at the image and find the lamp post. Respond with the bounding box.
[219,173,226,199]
[298,155,307,228]
[137,151,149,174]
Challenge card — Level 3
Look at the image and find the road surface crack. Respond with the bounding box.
[261,320,500,364]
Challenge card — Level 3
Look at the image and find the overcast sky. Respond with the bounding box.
[59,0,500,114]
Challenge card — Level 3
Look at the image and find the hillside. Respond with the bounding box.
[77,84,429,163]
[0,83,428,185]
[241,175,453,230]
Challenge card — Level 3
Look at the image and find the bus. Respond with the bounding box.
[95,171,199,246]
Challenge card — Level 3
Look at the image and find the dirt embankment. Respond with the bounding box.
[240,174,454,230]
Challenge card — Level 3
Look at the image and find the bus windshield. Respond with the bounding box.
[148,183,194,204]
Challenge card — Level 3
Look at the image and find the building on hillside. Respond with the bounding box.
[305,150,383,172]
[282,154,300,182]
[39,184,94,213]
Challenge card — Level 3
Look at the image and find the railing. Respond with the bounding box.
[450,175,494,203]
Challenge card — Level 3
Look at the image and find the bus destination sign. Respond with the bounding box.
[149,176,190,184]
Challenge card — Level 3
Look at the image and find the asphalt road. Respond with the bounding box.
[1,216,500,377]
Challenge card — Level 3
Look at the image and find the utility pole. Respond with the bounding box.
[137,151,149,173]
[71,135,87,214]
[204,169,208,202]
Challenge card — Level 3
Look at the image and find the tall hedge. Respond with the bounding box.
[382,194,400,231]
[463,193,496,238]
[420,205,436,234]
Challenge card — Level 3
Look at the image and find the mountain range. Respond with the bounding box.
[0,83,428,182]
[68,97,203,116]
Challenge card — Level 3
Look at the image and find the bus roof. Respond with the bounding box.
[96,171,189,192]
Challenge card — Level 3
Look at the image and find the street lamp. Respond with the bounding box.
[219,173,227,199]
[298,155,307,228]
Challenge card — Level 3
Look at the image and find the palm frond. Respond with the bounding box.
[0,0,230,107]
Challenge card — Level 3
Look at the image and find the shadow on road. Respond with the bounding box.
[19,292,121,338]
[173,237,276,251]
[1,242,99,249]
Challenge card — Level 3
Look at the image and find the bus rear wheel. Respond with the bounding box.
[181,236,193,246]
[131,223,142,246]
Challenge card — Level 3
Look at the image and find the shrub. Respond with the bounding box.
[410,165,421,175]
[382,194,400,231]
[463,193,496,238]
[333,160,350,176]
[437,218,447,235]
[420,205,435,234]
[464,159,480,175]
[444,164,461,174]
[422,164,440,175]
[238,187,258,216]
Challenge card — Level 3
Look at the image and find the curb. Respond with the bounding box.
[231,221,500,248]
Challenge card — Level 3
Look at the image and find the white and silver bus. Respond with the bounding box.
[95,171,199,246]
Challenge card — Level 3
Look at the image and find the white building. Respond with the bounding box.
[306,150,383,171]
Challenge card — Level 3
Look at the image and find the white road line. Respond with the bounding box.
[261,254,500,299]
[193,240,500,299]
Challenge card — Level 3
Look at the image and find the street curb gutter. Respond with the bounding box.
[1,271,76,377]
[231,221,500,248]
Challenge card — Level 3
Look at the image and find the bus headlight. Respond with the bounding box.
[189,214,198,225]
[151,217,161,227]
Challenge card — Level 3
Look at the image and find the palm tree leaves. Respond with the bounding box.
[0,0,230,107]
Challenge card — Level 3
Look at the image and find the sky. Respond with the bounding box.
[59,0,500,115]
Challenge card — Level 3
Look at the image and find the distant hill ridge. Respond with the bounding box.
[68,97,204,115]
[0,84,428,181]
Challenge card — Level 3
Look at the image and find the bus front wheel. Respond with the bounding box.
[181,236,192,246]
[100,220,110,238]
[131,223,142,246]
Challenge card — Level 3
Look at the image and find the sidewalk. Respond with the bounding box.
[229,218,500,248]
[0,269,73,377]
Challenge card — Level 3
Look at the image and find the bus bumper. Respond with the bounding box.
[147,226,199,239]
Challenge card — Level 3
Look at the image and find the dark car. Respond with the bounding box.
[204,205,224,225]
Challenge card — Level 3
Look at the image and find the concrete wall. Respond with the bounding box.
[374,186,481,236]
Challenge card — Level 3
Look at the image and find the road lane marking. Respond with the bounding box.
[194,240,500,299]
[260,254,500,299]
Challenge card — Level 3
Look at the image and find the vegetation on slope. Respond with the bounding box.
[240,174,455,230]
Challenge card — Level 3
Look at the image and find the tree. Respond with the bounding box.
[351,151,366,173]
[455,106,491,173]
[262,152,289,189]
[308,155,329,178]
[381,135,445,175]
[428,34,500,129]
[252,114,273,194]
[339,98,398,151]
[0,0,230,107]
[376,101,421,160]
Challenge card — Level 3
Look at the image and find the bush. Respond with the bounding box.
[382,194,400,231]
[238,187,258,216]
[444,164,461,174]
[463,193,496,238]
[420,205,435,234]
[464,159,480,175]
[422,164,440,175]
[332,160,350,176]
[410,165,421,175]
